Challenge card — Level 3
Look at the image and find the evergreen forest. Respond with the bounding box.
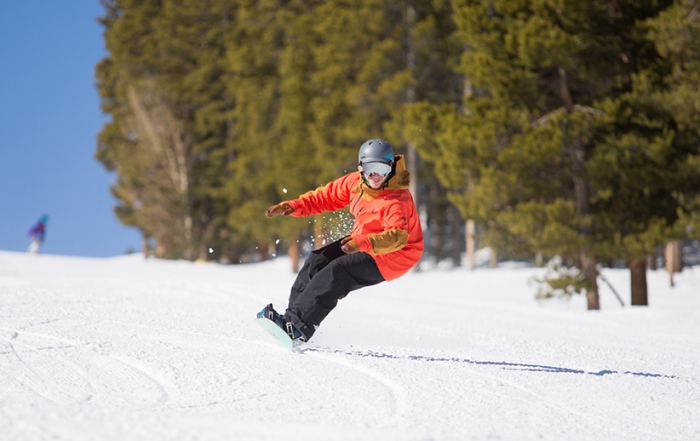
[95,0,700,309]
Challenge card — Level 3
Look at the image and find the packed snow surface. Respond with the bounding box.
[1,250,699,441]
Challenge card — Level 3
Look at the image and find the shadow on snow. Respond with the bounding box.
[303,348,676,379]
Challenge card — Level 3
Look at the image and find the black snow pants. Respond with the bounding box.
[284,237,385,339]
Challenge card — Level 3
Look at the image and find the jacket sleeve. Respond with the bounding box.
[286,173,356,217]
[353,201,410,255]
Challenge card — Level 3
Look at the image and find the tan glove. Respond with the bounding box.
[340,236,360,254]
[265,202,294,217]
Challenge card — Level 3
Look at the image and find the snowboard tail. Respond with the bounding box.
[255,303,307,350]
[254,317,294,351]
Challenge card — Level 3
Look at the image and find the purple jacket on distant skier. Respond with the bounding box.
[28,216,48,241]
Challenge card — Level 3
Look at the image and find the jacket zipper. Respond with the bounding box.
[352,188,364,216]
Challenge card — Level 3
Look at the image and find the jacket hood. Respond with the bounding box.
[387,155,410,189]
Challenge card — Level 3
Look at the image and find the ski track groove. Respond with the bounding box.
[0,325,86,348]
[0,332,94,406]
[105,354,171,406]
[307,347,680,440]
[0,325,174,409]
[303,347,408,424]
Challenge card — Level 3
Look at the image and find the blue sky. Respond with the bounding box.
[0,1,142,257]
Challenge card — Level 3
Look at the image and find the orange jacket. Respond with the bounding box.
[286,155,424,281]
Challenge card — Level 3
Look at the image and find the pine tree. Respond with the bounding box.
[645,0,700,293]
[97,0,237,260]
[96,0,192,258]
[408,0,700,309]
[300,0,459,258]
[226,0,461,261]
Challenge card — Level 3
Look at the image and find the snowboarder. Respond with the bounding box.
[259,139,424,345]
[27,215,48,254]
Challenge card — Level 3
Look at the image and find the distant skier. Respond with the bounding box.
[259,139,424,345]
[27,215,48,254]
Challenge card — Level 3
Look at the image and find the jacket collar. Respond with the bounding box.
[354,154,410,195]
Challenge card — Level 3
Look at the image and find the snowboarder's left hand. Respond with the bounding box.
[340,236,360,254]
[265,202,294,217]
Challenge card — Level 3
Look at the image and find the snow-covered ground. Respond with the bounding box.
[0,250,698,441]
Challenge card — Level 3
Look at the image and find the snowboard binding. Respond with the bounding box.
[257,303,306,344]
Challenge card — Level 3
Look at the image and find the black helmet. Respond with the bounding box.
[358,139,394,165]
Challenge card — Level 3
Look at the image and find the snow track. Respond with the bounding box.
[0,251,699,440]
[303,347,409,424]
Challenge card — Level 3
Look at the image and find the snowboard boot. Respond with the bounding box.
[257,304,307,344]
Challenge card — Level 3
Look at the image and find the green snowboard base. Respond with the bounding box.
[254,317,293,351]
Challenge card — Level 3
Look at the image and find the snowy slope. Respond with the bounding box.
[0,250,698,441]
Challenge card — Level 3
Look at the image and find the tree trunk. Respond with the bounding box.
[289,231,301,273]
[126,84,194,260]
[560,66,599,311]
[629,256,648,306]
[405,2,420,207]
[142,235,150,259]
[258,240,269,261]
[314,220,326,250]
[489,248,498,268]
[466,220,475,270]
[582,252,600,310]
[572,164,599,310]
[450,206,462,267]
[156,231,173,258]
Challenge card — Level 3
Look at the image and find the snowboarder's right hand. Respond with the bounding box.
[340,236,360,254]
[265,202,294,217]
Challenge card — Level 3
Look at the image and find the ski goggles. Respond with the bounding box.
[361,161,392,177]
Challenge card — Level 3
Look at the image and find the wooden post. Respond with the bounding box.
[466,220,475,270]
[665,241,683,287]
[288,231,301,273]
[314,220,326,250]
[142,235,150,259]
[258,240,269,261]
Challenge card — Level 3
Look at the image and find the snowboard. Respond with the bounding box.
[254,317,294,351]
